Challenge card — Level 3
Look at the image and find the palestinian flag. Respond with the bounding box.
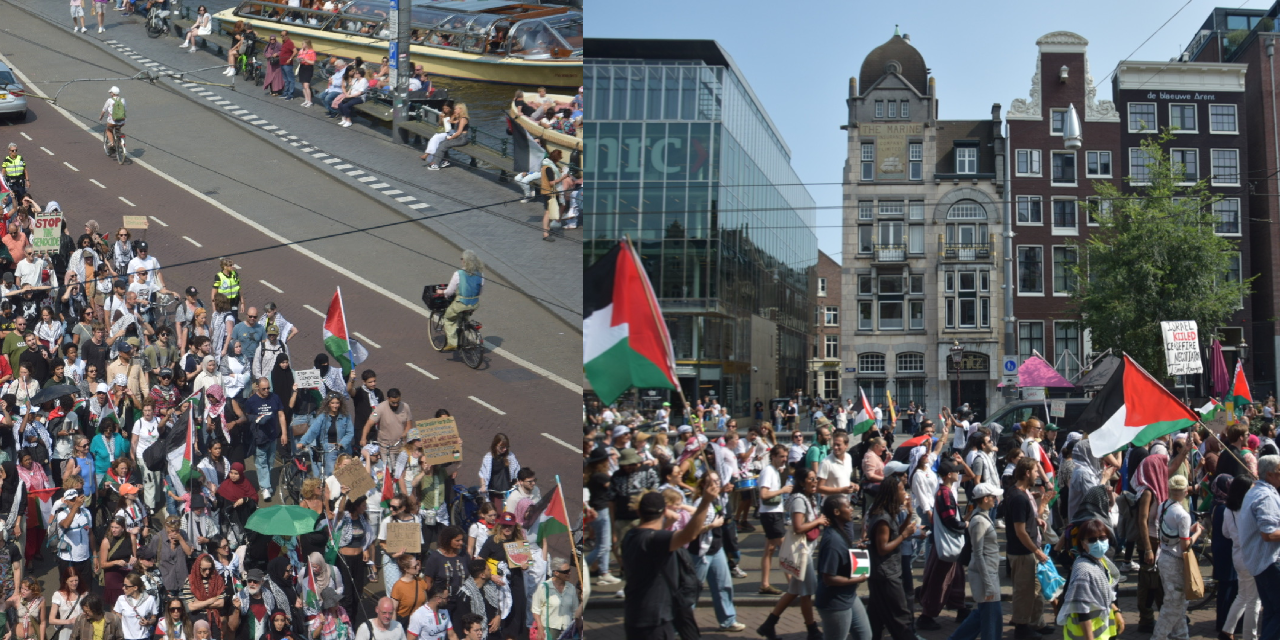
[1197,398,1222,421]
[323,288,368,379]
[1073,354,1201,454]
[850,388,876,435]
[30,487,58,528]
[1229,361,1253,409]
[523,483,570,545]
[379,463,396,511]
[302,562,320,611]
[166,409,200,485]
[584,241,678,405]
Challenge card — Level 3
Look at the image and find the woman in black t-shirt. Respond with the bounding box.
[477,513,528,640]
[866,475,917,640]
[813,495,872,640]
[423,526,469,621]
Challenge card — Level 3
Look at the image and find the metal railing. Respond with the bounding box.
[942,242,992,261]
[873,244,906,262]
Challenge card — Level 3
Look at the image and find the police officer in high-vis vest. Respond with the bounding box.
[2,143,29,202]
[441,249,484,351]
[212,257,244,321]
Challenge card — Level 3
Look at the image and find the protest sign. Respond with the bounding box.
[1161,320,1203,376]
[386,522,420,554]
[333,460,376,498]
[122,216,149,229]
[32,210,62,252]
[504,541,532,568]
[293,369,323,390]
[407,417,462,466]
[848,549,870,577]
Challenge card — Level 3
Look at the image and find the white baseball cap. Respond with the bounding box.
[109,86,120,94]
[972,484,1003,500]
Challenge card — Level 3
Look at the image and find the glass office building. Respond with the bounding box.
[585,39,818,415]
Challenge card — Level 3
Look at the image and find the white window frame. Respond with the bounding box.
[1211,148,1241,186]
[1129,147,1154,185]
[874,101,884,118]
[1169,103,1197,133]
[1050,151,1077,186]
[955,146,978,174]
[900,100,910,119]
[909,143,923,181]
[1050,108,1067,136]
[1015,149,1042,177]
[861,143,875,181]
[1085,196,1108,226]
[858,201,874,221]
[824,306,839,327]
[1017,244,1044,296]
[879,201,904,217]
[888,101,897,118]
[817,277,827,297]
[858,301,873,330]
[1171,148,1198,185]
[1129,103,1158,133]
[1085,150,1112,178]
[908,225,925,255]
[857,226,873,255]
[908,200,925,220]
[1051,198,1078,236]
[858,353,886,373]
[1019,321,1045,363]
[1016,195,1043,226]
[878,301,904,331]
[1210,104,1239,134]
[1214,198,1242,236]
[897,352,925,373]
[824,335,839,359]
[1052,245,1077,297]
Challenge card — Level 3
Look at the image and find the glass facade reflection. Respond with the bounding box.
[584,41,817,415]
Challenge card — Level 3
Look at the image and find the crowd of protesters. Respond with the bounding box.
[587,392,1280,640]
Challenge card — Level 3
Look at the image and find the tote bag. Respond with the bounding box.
[778,495,813,580]
[932,507,965,562]
[1183,548,1205,599]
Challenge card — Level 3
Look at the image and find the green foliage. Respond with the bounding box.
[1071,130,1251,378]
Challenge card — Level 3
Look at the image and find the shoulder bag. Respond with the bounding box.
[932,503,966,563]
[1183,547,1205,599]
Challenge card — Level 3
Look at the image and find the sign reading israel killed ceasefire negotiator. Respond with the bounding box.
[1160,320,1203,377]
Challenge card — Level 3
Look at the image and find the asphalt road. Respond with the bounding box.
[0,7,583,520]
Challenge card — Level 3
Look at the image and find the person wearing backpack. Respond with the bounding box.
[99,87,127,154]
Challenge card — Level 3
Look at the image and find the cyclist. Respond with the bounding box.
[99,86,126,153]
[440,250,483,352]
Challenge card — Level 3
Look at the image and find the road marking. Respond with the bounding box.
[148,216,168,227]
[469,396,506,415]
[259,279,283,293]
[286,135,298,140]
[146,63,161,68]
[408,203,429,210]
[262,125,278,131]
[290,141,301,146]
[352,332,381,348]
[333,164,352,170]
[182,236,202,248]
[250,120,269,125]
[118,197,135,207]
[357,177,377,183]
[63,162,78,172]
[19,133,30,141]
[323,158,340,164]
[231,110,249,115]
[395,195,416,202]
[405,362,438,380]
[382,189,403,196]
[89,179,105,188]
[0,51,582,395]
[301,304,325,318]
[370,183,389,189]
[312,152,328,158]
[300,148,315,153]
[542,433,581,453]
[239,114,256,120]
[39,146,53,156]
[275,130,288,136]
[345,170,364,176]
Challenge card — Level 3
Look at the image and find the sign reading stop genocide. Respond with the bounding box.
[32,210,62,252]
[1160,320,1203,377]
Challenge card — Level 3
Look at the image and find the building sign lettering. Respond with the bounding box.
[1146,92,1216,100]
[861,122,923,181]
[947,352,990,373]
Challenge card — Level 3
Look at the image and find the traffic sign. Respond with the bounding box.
[1001,374,1018,386]
[1002,356,1019,375]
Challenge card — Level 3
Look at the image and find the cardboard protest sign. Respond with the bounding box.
[386,521,420,554]
[504,541,532,568]
[293,369,323,390]
[122,216,149,229]
[333,461,376,498]
[1161,321,1203,376]
[406,417,462,466]
[32,210,62,252]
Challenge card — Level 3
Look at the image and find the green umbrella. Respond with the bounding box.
[245,505,321,536]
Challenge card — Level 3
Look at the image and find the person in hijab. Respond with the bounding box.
[301,552,343,620]
[271,353,300,427]
[1058,518,1123,640]
[1133,453,1170,632]
[266,609,299,640]
[266,557,301,635]
[202,384,233,453]
[192,356,221,397]
[216,462,257,536]
[0,462,26,544]
[183,552,227,633]
[1210,473,1239,635]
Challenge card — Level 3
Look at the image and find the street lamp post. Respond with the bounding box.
[950,340,964,409]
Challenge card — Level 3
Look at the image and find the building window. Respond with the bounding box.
[1017,195,1043,224]
[859,275,873,295]
[1210,104,1238,133]
[858,201,874,221]
[1169,104,1197,132]
[1085,196,1109,226]
[896,378,925,407]
[1130,148,1154,184]
[879,222,905,255]
[908,225,925,254]
[1225,252,1243,309]
[858,379,887,407]
[1053,246,1078,295]
[1214,198,1241,235]
[1052,199,1077,234]
[817,277,828,297]
[888,101,897,118]
[861,143,875,181]
[948,202,985,219]
[956,147,978,174]
[823,371,840,399]
[879,301,904,330]
[1019,321,1044,363]
[858,302,873,330]
[1172,149,1198,183]
[945,272,955,293]
[979,271,990,292]
[1129,103,1157,132]
[858,226,873,254]
[897,352,925,373]
[874,101,884,118]
[1086,151,1111,177]
[900,100,910,118]
[879,201,904,217]
[1211,149,1240,185]
[909,300,924,330]
[910,275,924,294]
[825,306,839,326]
[908,200,925,220]
[1018,246,1044,294]
[1051,151,1076,185]
[880,274,904,295]
[825,335,839,359]
[1016,149,1042,176]
[859,353,886,373]
[909,143,923,180]
[1055,321,1081,380]
[1051,108,1066,135]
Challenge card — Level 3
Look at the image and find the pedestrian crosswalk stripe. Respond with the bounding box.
[322,158,339,163]
[357,177,378,183]
[345,170,365,176]
[407,203,429,209]
[395,196,416,202]
[333,164,353,170]
[262,125,278,130]
[370,183,389,189]
[381,189,402,195]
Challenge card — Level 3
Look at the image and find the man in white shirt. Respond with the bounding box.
[126,241,164,289]
[817,432,860,539]
[873,403,884,431]
[13,251,52,288]
[318,60,348,117]
[53,489,94,579]
[531,558,580,640]
[357,598,407,640]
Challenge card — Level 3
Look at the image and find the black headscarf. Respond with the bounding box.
[271,354,294,401]
[0,462,23,519]
[267,556,302,635]
[313,354,330,378]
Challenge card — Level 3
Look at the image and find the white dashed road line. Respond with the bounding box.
[323,158,340,164]
[19,133,30,141]
[382,190,403,196]
[542,433,581,453]
[63,162,78,172]
[89,179,105,188]
[118,197,135,207]
[148,216,168,227]
[405,362,438,380]
[370,183,389,189]
[395,196,416,203]
[408,203,429,210]
[38,147,53,155]
[302,304,325,318]
[258,279,283,294]
[352,332,380,349]
[468,396,506,415]
[312,152,328,158]
[357,177,377,183]
[333,164,352,170]
[182,236,202,248]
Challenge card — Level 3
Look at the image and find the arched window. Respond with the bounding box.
[947,201,985,219]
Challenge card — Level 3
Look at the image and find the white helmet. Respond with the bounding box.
[109,86,120,94]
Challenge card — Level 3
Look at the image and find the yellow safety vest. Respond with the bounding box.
[2,155,25,178]
[215,270,240,298]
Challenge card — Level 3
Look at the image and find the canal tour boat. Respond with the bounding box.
[213,0,582,88]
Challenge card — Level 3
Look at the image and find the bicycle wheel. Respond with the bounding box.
[115,139,126,165]
[103,135,112,157]
[146,19,164,37]
[428,311,446,351]
[461,328,484,369]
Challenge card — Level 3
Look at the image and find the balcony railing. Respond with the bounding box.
[874,244,906,262]
[942,242,992,261]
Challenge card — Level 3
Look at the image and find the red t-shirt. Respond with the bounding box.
[279,38,296,64]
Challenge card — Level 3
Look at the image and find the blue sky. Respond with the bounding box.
[591,0,1262,260]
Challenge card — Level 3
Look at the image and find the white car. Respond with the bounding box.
[0,62,28,122]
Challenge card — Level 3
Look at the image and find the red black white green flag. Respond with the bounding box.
[584,241,679,405]
[1072,354,1201,454]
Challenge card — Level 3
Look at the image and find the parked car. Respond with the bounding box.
[990,398,1092,457]
[0,62,27,122]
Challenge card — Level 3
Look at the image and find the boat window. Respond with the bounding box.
[508,18,573,58]
[543,12,581,51]
[408,7,450,27]
[234,1,289,21]
[273,4,339,27]
[333,13,388,37]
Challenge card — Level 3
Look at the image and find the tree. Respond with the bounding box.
[1070,130,1251,377]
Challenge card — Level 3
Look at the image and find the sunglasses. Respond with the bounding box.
[248,315,258,319]
[1085,536,1107,544]
[169,607,183,612]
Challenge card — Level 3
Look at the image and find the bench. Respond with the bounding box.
[353,99,394,123]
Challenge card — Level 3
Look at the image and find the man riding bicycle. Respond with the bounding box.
[441,250,483,352]
[99,86,126,153]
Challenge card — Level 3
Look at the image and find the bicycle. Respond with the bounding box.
[235,38,264,86]
[448,484,483,533]
[145,5,171,38]
[103,124,126,164]
[423,284,485,369]
[278,444,319,505]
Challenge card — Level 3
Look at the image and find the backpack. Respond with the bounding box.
[111,97,126,121]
